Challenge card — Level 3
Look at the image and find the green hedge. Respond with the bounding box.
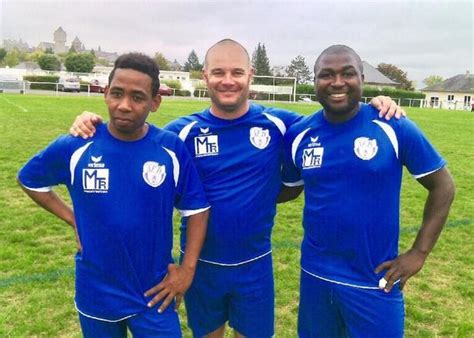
[175,89,191,97]
[162,80,181,90]
[23,75,59,90]
[296,84,315,95]
[362,86,425,100]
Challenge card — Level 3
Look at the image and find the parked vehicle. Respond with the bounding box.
[89,79,107,93]
[58,76,80,92]
[159,83,173,96]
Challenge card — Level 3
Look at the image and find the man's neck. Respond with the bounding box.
[209,101,250,120]
[323,103,360,124]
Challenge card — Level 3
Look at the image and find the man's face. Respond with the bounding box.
[104,68,161,140]
[314,52,364,117]
[203,43,254,114]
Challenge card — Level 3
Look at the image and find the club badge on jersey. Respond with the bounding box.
[142,161,166,188]
[249,127,271,149]
[354,137,378,160]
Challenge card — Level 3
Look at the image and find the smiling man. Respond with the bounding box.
[68,39,406,338]
[17,53,209,337]
[282,45,455,337]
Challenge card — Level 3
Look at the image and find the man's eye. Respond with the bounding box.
[133,95,144,102]
[111,91,122,97]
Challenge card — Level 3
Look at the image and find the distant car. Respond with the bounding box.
[89,79,107,93]
[299,96,313,103]
[58,76,80,92]
[159,83,173,96]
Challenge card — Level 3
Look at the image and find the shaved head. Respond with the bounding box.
[314,44,363,74]
[204,39,251,69]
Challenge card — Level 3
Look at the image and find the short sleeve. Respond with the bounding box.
[172,139,210,216]
[18,136,71,190]
[398,118,447,178]
[282,128,303,187]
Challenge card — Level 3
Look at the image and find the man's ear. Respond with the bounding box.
[150,94,162,112]
[361,73,365,83]
[202,69,209,85]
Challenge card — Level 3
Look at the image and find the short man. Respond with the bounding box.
[281,45,455,337]
[18,53,210,337]
[70,39,404,337]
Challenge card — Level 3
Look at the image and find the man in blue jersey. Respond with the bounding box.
[281,45,455,337]
[18,53,210,337]
[69,40,404,338]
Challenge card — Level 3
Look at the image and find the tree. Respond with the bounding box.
[38,54,61,71]
[0,48,6,66]
[64,53,95,73]
[154,52,171,71]
[4,49,21,67]
[252,43,272,76]
[423,75,444,87]
[286,55,312,84]
[183,50,202,72]
[377,63,414,90]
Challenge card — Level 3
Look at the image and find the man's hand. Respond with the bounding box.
[370,96,407,120]
[144,263,195,313]
[375,248,427,293]
[70,111,103,139]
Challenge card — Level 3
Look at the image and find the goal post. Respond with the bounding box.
[251,75,297,102]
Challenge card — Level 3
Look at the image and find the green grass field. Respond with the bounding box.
[1,94,473,337]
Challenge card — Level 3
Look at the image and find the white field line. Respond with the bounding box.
[1,96,28,112]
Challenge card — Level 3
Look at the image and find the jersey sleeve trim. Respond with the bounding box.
[263,112,286,135]
[177,206,211,217]
[372,120,399,159]
[292,128,311,165]
[70,141,94,185]
[282,180,304,187]
[20,184,53,192]
[413,166,444,179]
[162,147,179,187]
[178,121,198,141]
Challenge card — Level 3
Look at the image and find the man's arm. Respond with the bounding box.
[370,96,406,120]
[144,209,209,312]
[17,179,81,251]
[277,185,304,203]
[375,167,455,292]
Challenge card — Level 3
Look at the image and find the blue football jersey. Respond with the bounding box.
[18,124,209,320]
[165,103,301,265]
[283,104,446,288]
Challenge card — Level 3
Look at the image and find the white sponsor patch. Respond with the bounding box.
[354,137,378,160]
[142,161,166,187]
[302,147,324,169]
[249,127,271,149]
[194,135,219,157]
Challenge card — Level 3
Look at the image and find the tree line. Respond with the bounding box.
[0,43,445,90]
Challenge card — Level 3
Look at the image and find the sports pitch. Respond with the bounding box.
[0,94,473,337]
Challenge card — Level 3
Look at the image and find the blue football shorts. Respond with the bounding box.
[184,253,274,338]
[78,303,182,338]
[298,269,404,338]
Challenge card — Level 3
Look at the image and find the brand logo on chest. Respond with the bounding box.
[83,156,109,193]
[194,127,219,157]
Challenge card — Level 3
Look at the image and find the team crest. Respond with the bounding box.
[354,137,378,160]
[249,127,271,149]
[142,161,166,187]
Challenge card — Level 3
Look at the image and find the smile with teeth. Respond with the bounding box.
[330,93,347,98]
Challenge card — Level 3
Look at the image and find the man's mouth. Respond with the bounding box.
[330,93,347,99]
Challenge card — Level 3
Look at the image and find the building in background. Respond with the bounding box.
[422,71,473,110]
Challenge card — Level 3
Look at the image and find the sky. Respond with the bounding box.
[1,0,473,88]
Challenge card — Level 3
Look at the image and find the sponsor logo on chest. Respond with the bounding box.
[302,136,324,169]
[83,156,109,193]
[194,127,219,157]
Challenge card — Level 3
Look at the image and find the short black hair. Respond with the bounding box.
[314,45,364,74]
[108,53,160,96]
